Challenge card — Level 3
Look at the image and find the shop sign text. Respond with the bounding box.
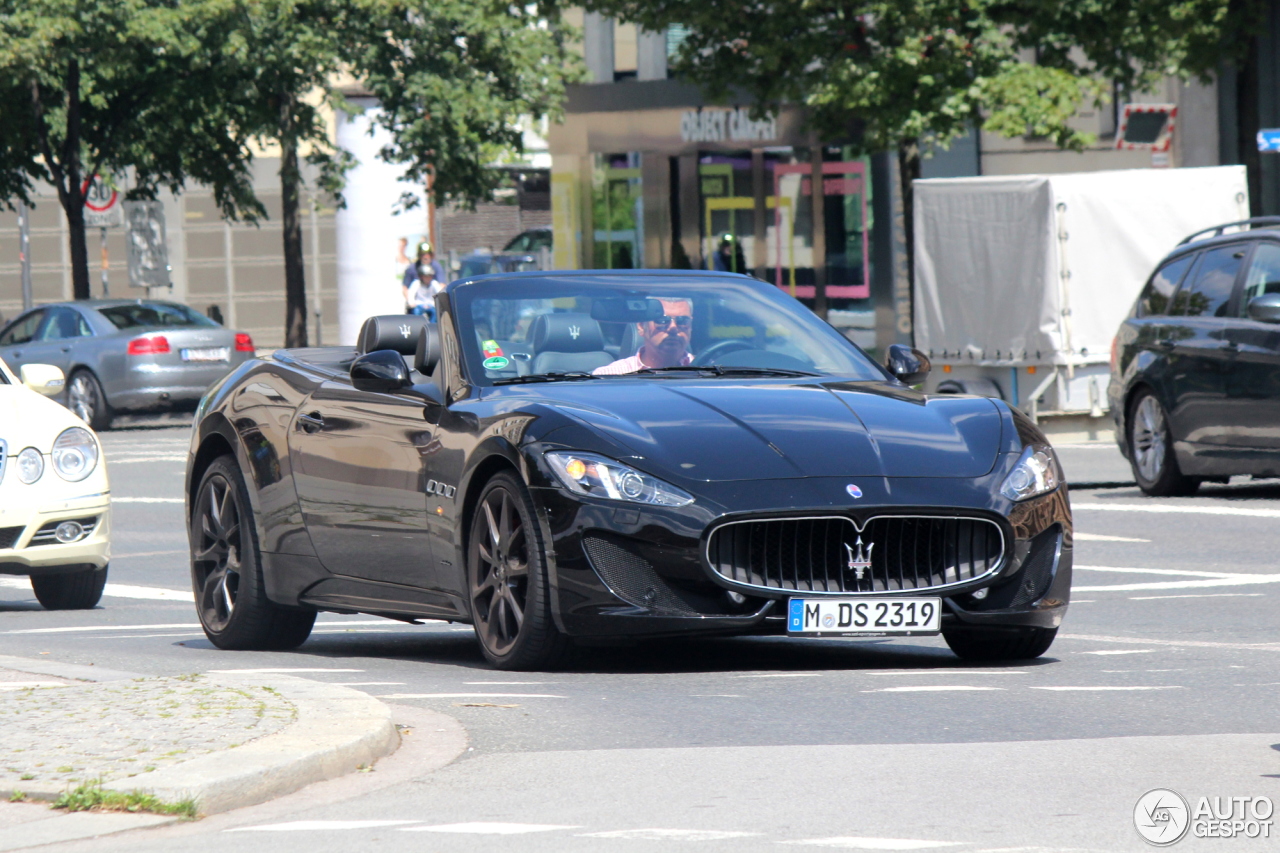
[680,108,778,144]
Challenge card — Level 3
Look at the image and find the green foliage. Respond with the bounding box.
[53,780,198,818]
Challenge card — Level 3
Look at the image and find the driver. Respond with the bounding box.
[594,298,694,375]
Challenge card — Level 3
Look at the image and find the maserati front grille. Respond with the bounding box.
[705,515,1006,595]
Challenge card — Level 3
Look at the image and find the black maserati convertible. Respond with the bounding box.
[185,271,1072,669]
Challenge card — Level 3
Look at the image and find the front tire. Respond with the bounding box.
[943,626,1058,661]
[31,565,107,610]
[467,472,569,670]
[1127,391,1199,496]
[190,456,315,650]
[67,370,113,431]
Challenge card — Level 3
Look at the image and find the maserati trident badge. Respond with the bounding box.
[399,323,412,338]
[568,324,581,340]
[844,536,874,581]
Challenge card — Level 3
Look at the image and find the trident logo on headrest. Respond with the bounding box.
[568,325,581,340]
[399,324,412,338]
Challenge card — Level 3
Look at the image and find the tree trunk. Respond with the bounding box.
[1236,33,1262,217]
[897,138,922,345]
[280,97,308,348]
[37,61,92,300]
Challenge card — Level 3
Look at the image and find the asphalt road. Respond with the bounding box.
[2,425,1278,852]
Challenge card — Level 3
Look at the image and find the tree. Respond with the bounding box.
[579,0,1261,315]
[220,0,582,346]
[0,0,262,300]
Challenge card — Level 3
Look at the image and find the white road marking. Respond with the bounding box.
[1061,633,1280,652]
[733,673,822,678]
[864,686,1004,693]
[112,550,187,559]
[1074,575,1280,592]
[227,820,421,832]
[1073,501,1280,518]
[1130,593,1265,600]
[1029,686,1183,691]
[782,838,964,850]
[376,693,567,699]
[1074,532,1150,542]
[330,682,406,686]
[1078,649,1155,655]
[2,623,200,634]
[463,681,556,685]
[208,668,364,674]
[105,456,188,464]
[862,670,1026,676]
[1076,565,1242,578]
[0,681,67,690]
[580,829,760,841]
[103,583,194,602]
[403,823,579,834]
[111,497,183,503]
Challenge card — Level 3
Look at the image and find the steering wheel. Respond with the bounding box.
[693,339,755,365]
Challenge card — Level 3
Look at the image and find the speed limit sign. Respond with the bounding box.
[82,175,123,227]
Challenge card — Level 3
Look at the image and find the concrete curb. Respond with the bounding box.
[99,673,401,815]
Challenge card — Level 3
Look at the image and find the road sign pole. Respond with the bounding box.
[17,199,33,311]
[100,226,110,297]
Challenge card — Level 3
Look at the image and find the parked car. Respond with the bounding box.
[0,357,110,609]
[184,270,1072,669]
[1108,216,1280,495]
[502,226,552,254]
[455,248,543,280]
[0,300,255,430]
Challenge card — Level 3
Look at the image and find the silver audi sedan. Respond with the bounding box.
[0,300,255,429]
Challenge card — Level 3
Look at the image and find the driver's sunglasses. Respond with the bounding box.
[652,315,692,329]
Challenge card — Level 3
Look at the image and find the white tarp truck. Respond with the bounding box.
[913,166,1250,429]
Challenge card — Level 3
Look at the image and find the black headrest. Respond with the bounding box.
[358,315,428,355]
[530,313,604,353]
[415,324,441,374]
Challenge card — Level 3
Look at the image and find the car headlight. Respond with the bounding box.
[16,447,44,484]
[546,451,694,507]
[52,427,99,482]
[1000,444,1060,501]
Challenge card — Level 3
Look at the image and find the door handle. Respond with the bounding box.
[60,346,71,352]
[1155,339,1175,349]
[1221,341,1239,352]
[297,412,325,433]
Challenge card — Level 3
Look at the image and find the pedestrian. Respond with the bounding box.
[402,240,447,310]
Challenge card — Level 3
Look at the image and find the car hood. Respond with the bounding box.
[527,379,1004,482]
[0,383,89,452]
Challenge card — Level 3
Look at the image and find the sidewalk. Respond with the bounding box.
[0,655,400,848]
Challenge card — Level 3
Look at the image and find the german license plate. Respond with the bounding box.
[787,597,942,637]
[181,347,229,362]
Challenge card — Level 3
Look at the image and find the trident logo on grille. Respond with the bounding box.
[844,536,874,581]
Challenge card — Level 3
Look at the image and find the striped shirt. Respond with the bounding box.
[593,350,694,375]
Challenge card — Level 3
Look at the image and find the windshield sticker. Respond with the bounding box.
[482,356,510,371]
[481,339,504,358]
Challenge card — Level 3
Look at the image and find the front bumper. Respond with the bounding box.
[0,496,111,574]
[532,475,1072,639]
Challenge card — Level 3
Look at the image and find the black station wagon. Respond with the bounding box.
[1108,217,1280,495]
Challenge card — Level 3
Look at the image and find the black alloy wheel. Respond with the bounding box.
[467,472,568,670]
[190,456,315,650]
[31,565,108,610]
[1127,390,1200,497]
[67,370,112,431]
[942,626,1058,661]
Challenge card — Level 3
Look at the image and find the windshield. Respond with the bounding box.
[451,273,885,386]
[98,302,219,331]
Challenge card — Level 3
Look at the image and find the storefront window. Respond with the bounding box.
[592,153,643,268]
[698,152,754,273]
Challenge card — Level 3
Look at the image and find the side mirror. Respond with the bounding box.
[351,350,412,393]
[885,344,931,385]
[20,363,65,397]
[1247,292,1280,323]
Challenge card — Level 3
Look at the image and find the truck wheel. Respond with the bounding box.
[31,565,107,610]
[190,455,315,650]
[467,472,570,670]
[943,626,1058,661]
[1128,391,1199,496]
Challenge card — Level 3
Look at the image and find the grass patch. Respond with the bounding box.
[52,781,197,818]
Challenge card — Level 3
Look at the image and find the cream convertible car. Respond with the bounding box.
[0,358,110,609]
